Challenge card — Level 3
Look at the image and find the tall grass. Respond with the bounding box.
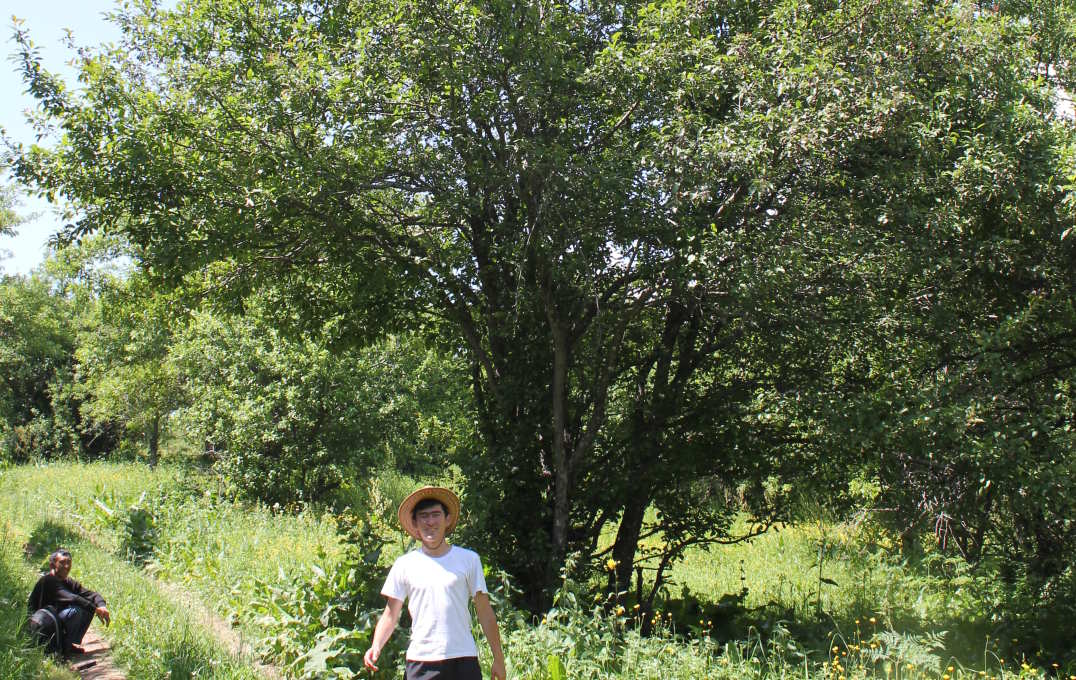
[3,462,1071,679]
[665,516,1027,667]
[0,462,343,628]
[0,463,283,679]
[55,538,263,680]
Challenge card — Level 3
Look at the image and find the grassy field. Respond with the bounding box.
[1,461,1069,679]
[0,462,309,679]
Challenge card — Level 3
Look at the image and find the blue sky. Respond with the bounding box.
[1,0,122,275]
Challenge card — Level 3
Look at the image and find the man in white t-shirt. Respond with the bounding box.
[364,486,507,680]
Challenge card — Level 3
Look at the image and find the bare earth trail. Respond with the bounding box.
[63,581,284,680]
[67,629,125,680]
[154,579,285,680]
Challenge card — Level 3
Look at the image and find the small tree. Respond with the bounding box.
[76,272,185,466]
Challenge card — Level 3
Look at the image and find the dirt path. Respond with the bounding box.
[60,581,283,680]
[155,580,285,680]
[63,583,285,680]
[67,629,125,680]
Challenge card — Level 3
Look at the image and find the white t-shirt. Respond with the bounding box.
[381,544,488,661]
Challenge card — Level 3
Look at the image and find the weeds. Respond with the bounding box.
[246,511,402,678]
[0,464,269,679]
[3,462,1074,680]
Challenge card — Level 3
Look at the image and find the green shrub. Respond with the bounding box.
[247,512,403,679]
[121,503,158,566]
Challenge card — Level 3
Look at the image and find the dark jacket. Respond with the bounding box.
[27,573,106,615]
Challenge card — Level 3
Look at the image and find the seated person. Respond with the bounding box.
[27,549,111,655]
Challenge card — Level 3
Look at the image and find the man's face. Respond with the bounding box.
[414,505,449,548]
[52,555,72,580]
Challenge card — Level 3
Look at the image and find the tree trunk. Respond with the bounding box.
[610,491,649,594]
[147,415,160,468]
[549,313,571,576]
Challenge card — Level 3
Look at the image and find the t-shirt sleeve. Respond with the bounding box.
[381,559,407,602]
[470,552,488,597]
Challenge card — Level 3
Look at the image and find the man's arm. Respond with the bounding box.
[363,596,403,672]
[65,577,109,624]
[473,591,506,680]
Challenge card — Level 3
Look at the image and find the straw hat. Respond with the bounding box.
[397,486,461,540]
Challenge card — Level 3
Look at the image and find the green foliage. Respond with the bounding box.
[0,522,261,679]
[9,0,1076,623]
[5,461,1076,678]
[248,509,402,679]
[0,274,107,461]
[0,524,77,680]
[121,502,158,566]
[172,299,471,505]
[74,258,186,466]
[172,305,361,504]
[0,179,24,239]
[75,491,159,566]
[0,463,308,678]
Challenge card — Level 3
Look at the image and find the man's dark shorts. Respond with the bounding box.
[405,657,482,680]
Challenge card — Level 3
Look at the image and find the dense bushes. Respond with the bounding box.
[3,265,471,506]
[172,302,472,505]
[247,512,405,679]
[0,275,115,461]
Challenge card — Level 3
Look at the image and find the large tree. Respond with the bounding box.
[10,0,1073,606]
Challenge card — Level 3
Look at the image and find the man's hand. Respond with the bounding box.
[95,607,110,626]
[473,592,507,679]
[364,598,401,673]
[363,646,380,671]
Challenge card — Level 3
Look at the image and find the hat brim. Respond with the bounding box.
[397,486,461,540]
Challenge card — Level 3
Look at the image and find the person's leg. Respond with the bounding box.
[57,606,93,650]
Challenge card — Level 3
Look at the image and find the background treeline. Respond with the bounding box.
[0,248,473,501]
[2,0,1076,673]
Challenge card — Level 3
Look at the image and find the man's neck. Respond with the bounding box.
[420,540,450,557]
